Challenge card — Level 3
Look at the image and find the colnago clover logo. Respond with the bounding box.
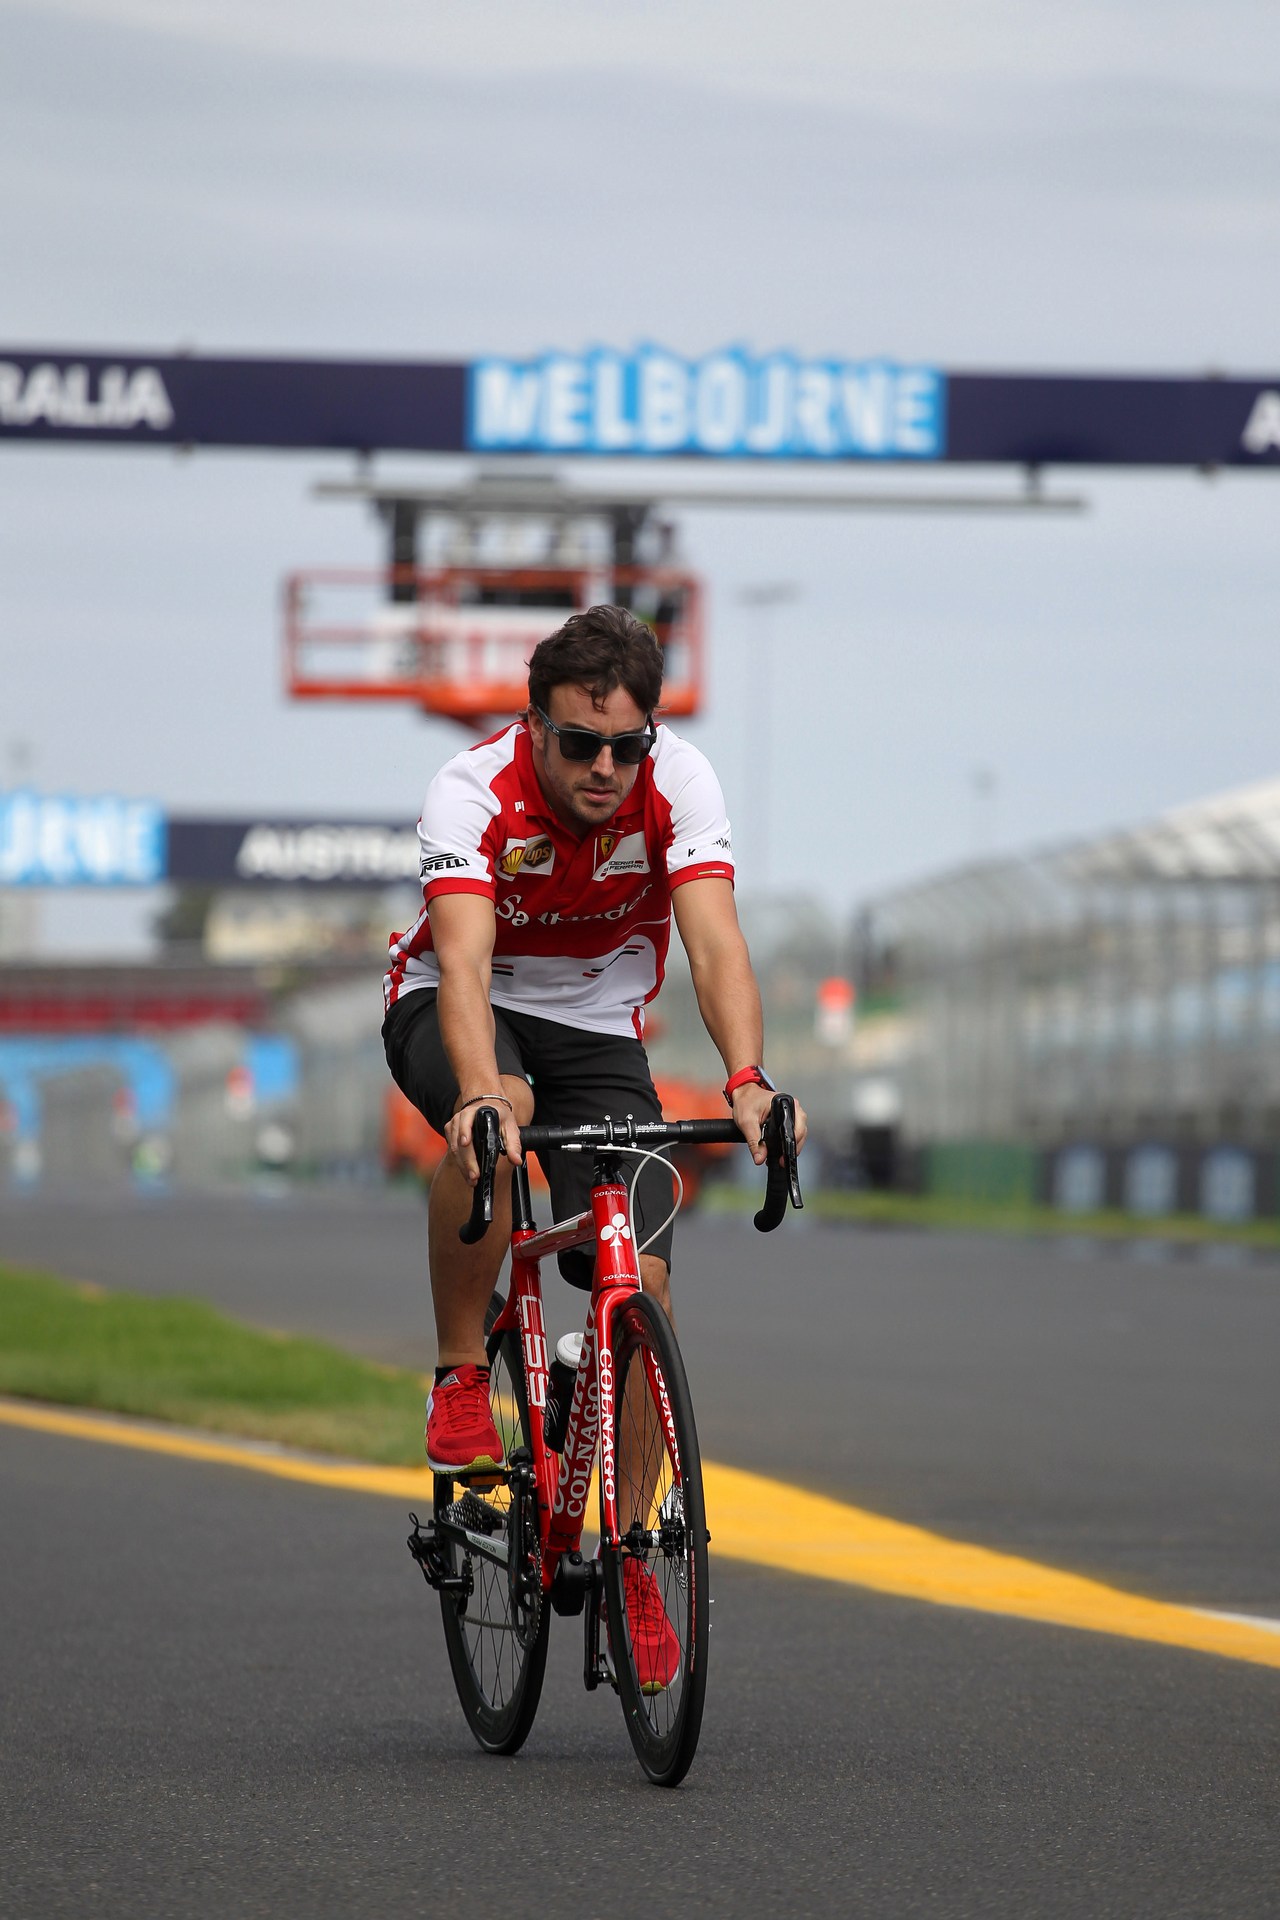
[599,1212,631,1246]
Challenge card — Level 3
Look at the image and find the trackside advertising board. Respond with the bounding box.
[0,793,166,886]
[171,819,420,885]
[0,798,418,887]
[1,347,1279,465]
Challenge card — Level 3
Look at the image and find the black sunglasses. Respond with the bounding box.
[533,705,656,766]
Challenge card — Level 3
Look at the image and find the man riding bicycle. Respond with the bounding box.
[383,604,807,1665]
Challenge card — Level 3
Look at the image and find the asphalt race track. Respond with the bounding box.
[2,1189,1278,1917]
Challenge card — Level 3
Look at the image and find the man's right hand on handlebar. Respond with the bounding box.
[445,1092,524,1187]
[729,1081,808,1167]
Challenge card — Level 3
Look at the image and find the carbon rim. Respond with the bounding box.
[603,1291,708,1784]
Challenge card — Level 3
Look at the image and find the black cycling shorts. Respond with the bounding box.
[382,990,676,1284]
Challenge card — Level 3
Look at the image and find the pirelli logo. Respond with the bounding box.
[498,835,554,879]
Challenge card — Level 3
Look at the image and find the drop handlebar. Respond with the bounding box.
[458,1095,804,1246]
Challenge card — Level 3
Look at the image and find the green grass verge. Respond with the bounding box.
[0,1263,428,1465]
[700,1183,1280,1248]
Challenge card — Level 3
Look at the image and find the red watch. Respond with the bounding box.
[723,1065,777,1106]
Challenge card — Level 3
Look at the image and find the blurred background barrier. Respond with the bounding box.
[39,1064,133,1188]
[285,977,388,1177]
[921,1142,1040,1209]
[850,775,1280,1223]
[5,820,1280,1228]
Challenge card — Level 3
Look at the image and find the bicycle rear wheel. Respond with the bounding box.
[601,1289,709,1787]
[435,1291,549,1754]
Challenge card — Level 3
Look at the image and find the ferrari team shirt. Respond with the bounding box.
[384,721,734,1038]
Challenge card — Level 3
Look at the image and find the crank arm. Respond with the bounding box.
[436,1518,510,1569]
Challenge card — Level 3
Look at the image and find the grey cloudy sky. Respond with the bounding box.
[2,0,1280,947]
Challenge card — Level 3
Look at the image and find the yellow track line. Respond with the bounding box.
[704,1461,1280,1671]
[3,1397,1278,1673]
[0,1399,437,1499]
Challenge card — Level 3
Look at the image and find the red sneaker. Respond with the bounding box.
[425,1365,505,1477]
[608,1556,682,1694]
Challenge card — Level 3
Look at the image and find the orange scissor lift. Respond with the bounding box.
[284,562,704,735]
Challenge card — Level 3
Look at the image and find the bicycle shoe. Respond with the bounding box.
[425,1364,505,1478]
[606,1556,682,1694]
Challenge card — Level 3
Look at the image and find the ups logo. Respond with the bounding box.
[498,836,554,879]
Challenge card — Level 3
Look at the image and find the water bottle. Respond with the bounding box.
[543,1330,585,1453]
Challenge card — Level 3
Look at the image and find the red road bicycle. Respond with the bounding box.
[408,1097,803,1786]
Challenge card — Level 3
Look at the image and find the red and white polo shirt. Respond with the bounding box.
[384,721,733,1038]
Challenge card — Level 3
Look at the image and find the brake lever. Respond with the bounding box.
[753,1093,804,1233]
[458,1105,502,1245]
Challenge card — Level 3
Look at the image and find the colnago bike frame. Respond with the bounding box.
[488,1152,683,1589]
[411,1099,799,1781]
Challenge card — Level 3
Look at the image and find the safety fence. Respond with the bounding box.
[853,777,1280,1222]
[916,1137,1279,1223]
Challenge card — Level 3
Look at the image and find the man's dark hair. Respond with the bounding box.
[527,604,663,717]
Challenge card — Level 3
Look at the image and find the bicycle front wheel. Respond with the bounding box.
[601,1289,710,1787]
[435,1291,549,1755]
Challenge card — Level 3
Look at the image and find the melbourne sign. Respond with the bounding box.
[0,799,419,888]
[469,348,946,459]
[0,793,165,885]
[1,347,1279,465]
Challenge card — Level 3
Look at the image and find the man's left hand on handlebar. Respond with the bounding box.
[730,1084,808,1166]
[444,1095,524,1187]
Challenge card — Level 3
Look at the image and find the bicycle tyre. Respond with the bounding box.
[435,1290,549,1754]
[600,1289,710,1787]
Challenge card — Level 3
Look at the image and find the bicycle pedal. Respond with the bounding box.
[449,1461,505,1486]
[406,1512,471,1598]
[584,1647,617,1694]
